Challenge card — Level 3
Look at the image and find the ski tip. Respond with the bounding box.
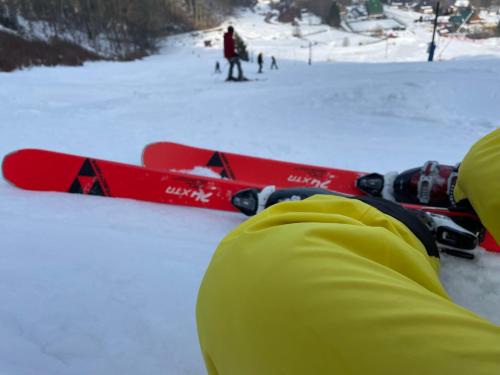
[2,149,35,185]
[481,232,500,253]
[142,141,188,155]
[140,144,152,167]
[141,142,168,168]
[2,150,15,180]
[2,149,28,172]
[2,148,74,189]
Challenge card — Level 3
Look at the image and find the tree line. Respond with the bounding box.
[0,0,256,57]
[298,0,342,27]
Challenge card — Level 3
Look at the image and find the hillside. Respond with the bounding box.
[0,30,103,72]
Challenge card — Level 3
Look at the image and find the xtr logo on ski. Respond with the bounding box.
[287,175,332,189]
[165,186,213,203]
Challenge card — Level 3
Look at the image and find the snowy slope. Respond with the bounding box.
[1,3,500,374]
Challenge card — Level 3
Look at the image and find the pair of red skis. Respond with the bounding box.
[2,142,499,252]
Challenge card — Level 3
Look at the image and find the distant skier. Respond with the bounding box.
[196,128,500,375]
[270,55,278,70]
[214,61,221,74]
[257,52,264,74]
[223,26,244,81]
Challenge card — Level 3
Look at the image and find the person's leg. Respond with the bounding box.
[454,128,500,242]
[235,57,243,80]
[197,195,500,375]
[227,58,234,80]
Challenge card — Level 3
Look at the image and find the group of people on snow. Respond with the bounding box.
[257,52,278,74]
[215,26,278,80]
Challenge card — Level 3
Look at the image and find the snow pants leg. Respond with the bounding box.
[227,57,243,80]
[454,128,500,243]
[196,195,500,375]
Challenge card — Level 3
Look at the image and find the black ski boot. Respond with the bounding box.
[356,173,385,197]
[232,187,334,216]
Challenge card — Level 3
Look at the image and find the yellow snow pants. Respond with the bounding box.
[196,195,500,375]
[454,128,500,243]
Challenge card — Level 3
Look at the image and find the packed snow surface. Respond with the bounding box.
[1,2,500,374]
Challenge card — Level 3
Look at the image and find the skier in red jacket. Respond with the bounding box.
[223,26,244,81]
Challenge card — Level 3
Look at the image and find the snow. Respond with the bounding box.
[347,18,404,33]
[1,2,500,374]
[13,17,123,57]
[0,24,17,34]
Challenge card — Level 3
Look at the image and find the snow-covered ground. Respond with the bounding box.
[347,17,404,33]
[1,2,499,374]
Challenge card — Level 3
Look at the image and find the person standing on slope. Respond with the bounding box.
[196,128,500,375]
[270,55,278,70]
[257,52,264,74]
[223,26,244,81]
[214,61,221,74]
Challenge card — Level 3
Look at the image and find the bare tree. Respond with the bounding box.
[0,0,251,57]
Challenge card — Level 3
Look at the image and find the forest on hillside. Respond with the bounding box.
[0,0,256,57]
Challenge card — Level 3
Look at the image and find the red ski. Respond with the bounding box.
[141,141,500,253]
[3,148,499,252]
[1,148,480,220]
[2,149,259,212]
[142,141,365,195]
